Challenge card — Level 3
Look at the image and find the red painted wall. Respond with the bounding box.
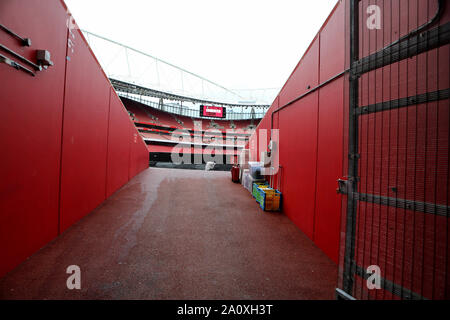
[314,78,345,262]
[250,1,347,263]
[278,93,319,240]
[59,26,112,232]
[0,0,148,278]
[0,0,68,280]
[107,89,133,198]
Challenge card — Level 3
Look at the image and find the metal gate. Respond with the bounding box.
[337,0,449,300]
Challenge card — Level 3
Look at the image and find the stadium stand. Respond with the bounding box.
[120,97,257,165]
[121,97,257,133]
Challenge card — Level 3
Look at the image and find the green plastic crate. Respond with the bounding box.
[252,182,268,199]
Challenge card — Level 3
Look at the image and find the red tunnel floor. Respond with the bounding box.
[0,168,337,300]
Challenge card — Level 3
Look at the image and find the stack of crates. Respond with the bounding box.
[253,184,282,212]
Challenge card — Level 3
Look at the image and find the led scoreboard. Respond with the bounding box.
[200,105,226,118]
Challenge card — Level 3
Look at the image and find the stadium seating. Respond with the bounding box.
[121,97,255,164]
[121,97,258,135]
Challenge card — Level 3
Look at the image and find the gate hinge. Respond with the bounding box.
[337,178,350,194]
[349,70,361,81]
[348,153,360,160]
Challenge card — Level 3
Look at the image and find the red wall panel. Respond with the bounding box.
[0,0,68,278]
[312,3,346,263]
[314,79,345,263]
[129,124,150,179]
[279,38,320,106]
[59,27,111,233]
[319,1,346,82]
[278,93,319,239]
[106,89,132,197]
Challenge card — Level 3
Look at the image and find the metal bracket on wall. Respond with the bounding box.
[337,179,350,195]
[0,43,42,70]
[0,53,35,76]
[0,21,54,76]
[0,23,32,47]
[0,43,53,76]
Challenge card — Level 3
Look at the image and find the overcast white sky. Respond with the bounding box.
[64,0,338,90]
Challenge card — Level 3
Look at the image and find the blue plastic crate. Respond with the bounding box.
[257,188,282,212]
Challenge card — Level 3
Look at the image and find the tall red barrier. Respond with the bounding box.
[279,39,320,107]
[278,93,319,240]
[106,89,132,198]
[251,2,346,263]
[129,120,149,179]
[314,79,345,263]
[313,2,346,263]
[0,0,148,278]
[0,0,68,278]
[59,27,111,233]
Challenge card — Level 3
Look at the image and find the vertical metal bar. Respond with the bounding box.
[445,29,450,299]
[378,0,388,299]
[343,0,360,295]
[354,0,371,300]
[391,0,402,300]
[417,0,426,299]
[362,0,371,299]
[372,0,383,299]
[429,0,439,299]
[383,0,393,299]
[399,0,411,299]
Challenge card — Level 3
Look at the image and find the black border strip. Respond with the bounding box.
[354,193,450,217]
[353,22,450,76]
[342,0,360,296]
[355,89,450,116]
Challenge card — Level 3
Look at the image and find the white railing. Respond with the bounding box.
[119,92,266,120]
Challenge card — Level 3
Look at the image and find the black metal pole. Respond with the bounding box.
[342,0,360,296]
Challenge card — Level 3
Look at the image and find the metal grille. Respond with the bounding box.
[338,0,449,300]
